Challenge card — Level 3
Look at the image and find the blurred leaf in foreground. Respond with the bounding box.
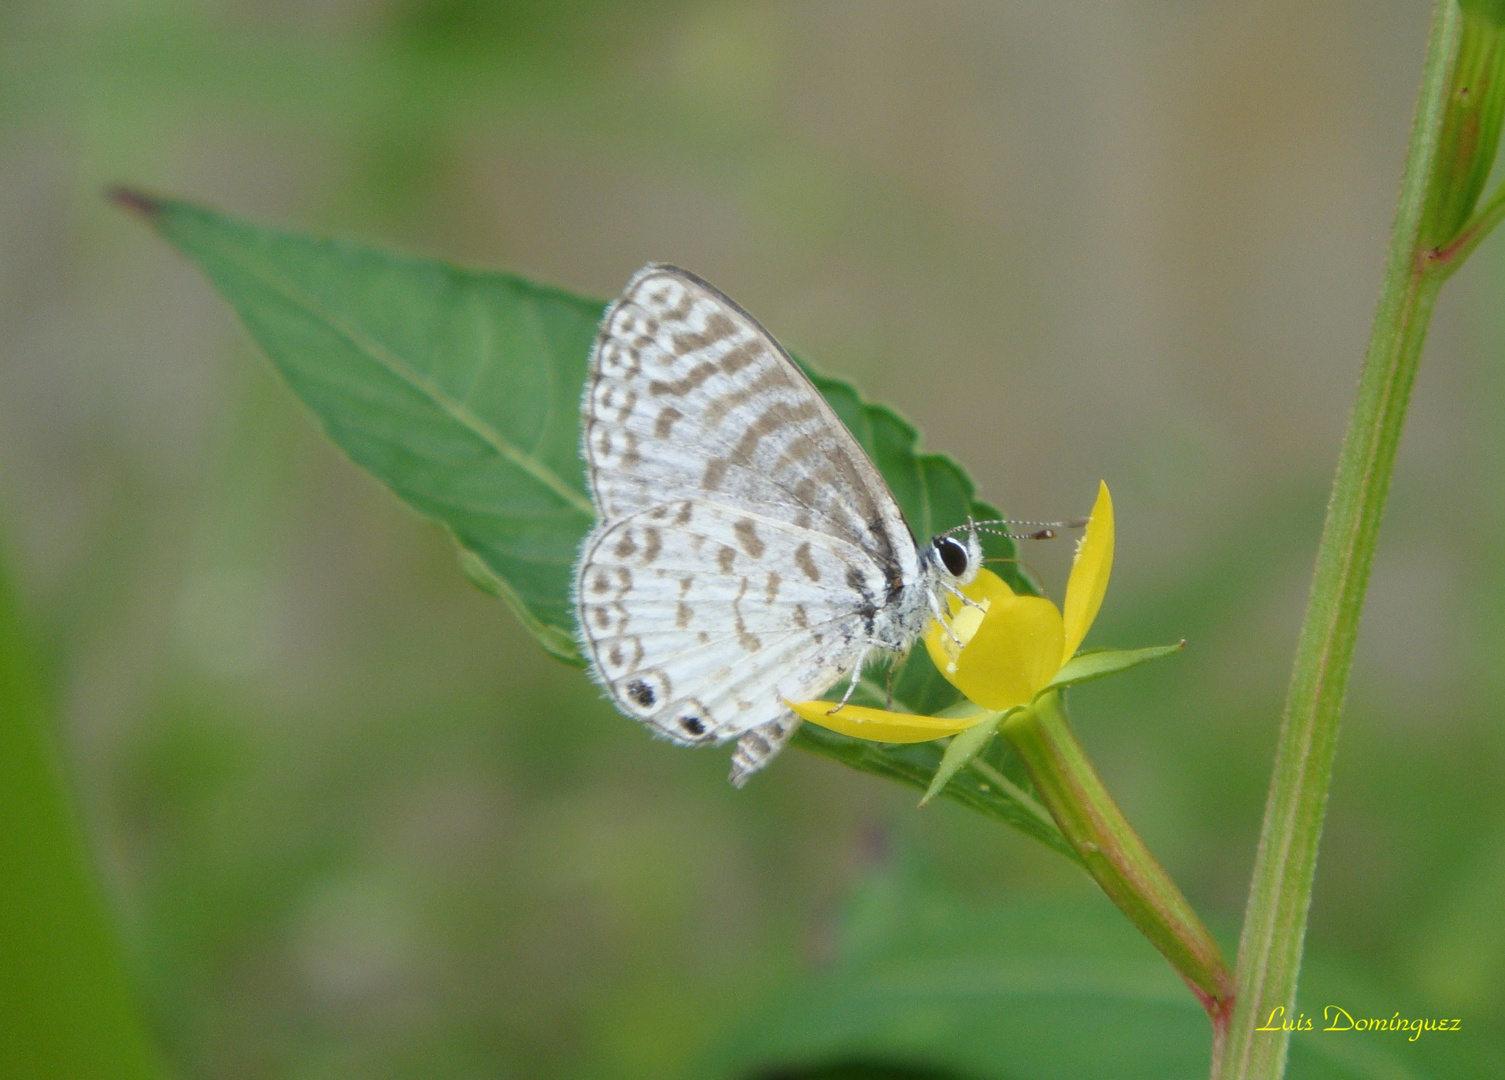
[0,525,167,1080]
[696,866,1446,1080]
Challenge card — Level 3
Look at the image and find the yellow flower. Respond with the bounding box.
[789,482,1114,741]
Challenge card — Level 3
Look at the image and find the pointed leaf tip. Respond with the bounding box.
[104,186,163,219]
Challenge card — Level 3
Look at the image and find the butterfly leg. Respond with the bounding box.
[941,581,985,610]
[929,590,964,647]
[829,636,911,714]
[827,644,873,714]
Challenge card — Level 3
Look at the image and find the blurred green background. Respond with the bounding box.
[1,1,1503,1077]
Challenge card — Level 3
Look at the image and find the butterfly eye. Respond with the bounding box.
[933,535,970,577]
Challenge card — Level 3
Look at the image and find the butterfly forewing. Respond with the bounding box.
[583,266,915,580]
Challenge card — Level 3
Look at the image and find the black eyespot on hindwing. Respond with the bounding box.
[681,715,706,736]
[626,679,655,708]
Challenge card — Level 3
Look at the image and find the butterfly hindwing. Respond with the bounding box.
[577,502,884,744]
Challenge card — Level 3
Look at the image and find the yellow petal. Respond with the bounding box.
[923,568,1065,708]
[788,700,985,743]
[1061,481,1113,666]
[947,591,1065,710]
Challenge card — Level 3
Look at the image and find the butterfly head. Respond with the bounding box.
[928,528,983,586]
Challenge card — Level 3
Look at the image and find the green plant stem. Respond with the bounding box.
[1219,273,1441,1080]
[1002,691,1234,1038]
[1214,3,1501,1076]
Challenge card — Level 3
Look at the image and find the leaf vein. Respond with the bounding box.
[229,251,594,517]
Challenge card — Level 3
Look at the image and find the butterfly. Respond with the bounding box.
[574,265,985,786]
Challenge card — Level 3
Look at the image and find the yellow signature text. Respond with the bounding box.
[1255,1005,1462,1041]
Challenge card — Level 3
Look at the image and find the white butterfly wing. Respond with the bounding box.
[579,502,885,740]
[582,265,917,585]
[576,265,922,783]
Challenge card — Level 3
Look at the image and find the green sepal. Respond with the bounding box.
[1045,641,1186,693]
[919,709,1003,807]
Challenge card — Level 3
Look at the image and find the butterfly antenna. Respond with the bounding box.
[946,516,1090,542]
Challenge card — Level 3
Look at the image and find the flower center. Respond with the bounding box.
[942,598,990,673]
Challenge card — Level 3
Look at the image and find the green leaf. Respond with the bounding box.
[918,710,1002,807]
[1046,642,1186,693]
[798,669,1070,859]
[792,723,1078,864]
[124,192,1061,842]
[0,524,167,1080]
[123,191,1028,674]
[696,869,1446,1080]
[120,188,601,664]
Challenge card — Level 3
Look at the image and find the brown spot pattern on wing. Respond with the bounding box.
[670,311,736,354]
[732,579,761,653]
[653,406,683,438]
[795,543,820,582]
[734,519,765,559]
[702,365,786,427]
[717,339,762,375]
[649,361,719,398]
[726,400,823,472]
[702,458,729,492]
